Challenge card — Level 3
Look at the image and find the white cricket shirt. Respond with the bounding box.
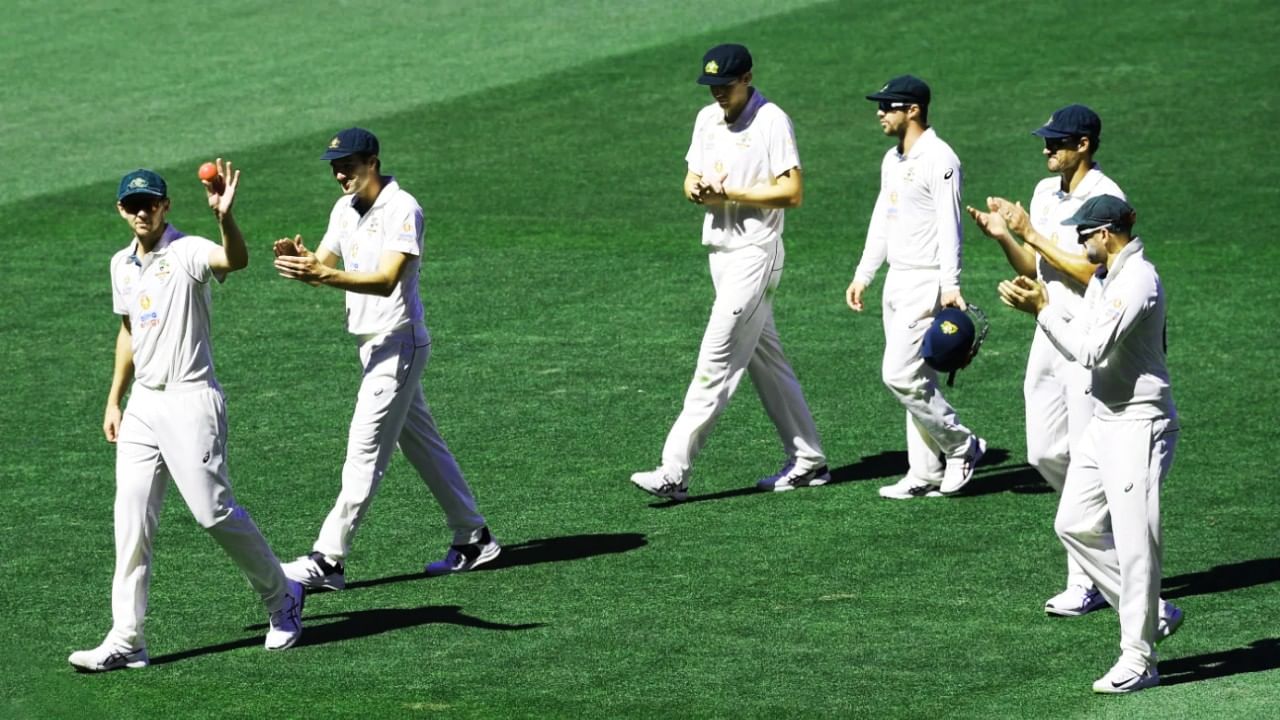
[1036,239,1176,420]
[110,224,224,389]
[685,89,800,250]
[854,128,965,291]
[319,178,426,336]
[1029,165,1125,312]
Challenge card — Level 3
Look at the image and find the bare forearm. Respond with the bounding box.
[1022,228,1095,285]
[319,269,397,296]
[996,233,1038,277]
[107,325,135,406]
[725,182,801,209]
[218,211,249,271]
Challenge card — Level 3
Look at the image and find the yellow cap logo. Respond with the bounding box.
[129,177,148,189]
[329,137,341,149]
[705,60,719,75]
[941,321,958,335]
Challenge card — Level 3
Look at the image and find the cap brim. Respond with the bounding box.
[697,74,737,86]
[320,149,356,160]
[1032,126,1074,139]
[117,188,166,201]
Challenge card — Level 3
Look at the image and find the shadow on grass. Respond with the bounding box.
[651,447,1021,507]
[1162,557,1280,599]
[953,460,1053,497]
[149,605,542,666]
[1160,638,1280,685]
[343,532,648,591]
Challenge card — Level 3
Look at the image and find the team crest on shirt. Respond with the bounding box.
[139,294,151,311]
[705,60,719,75]
[735,135,752,149]
[889,191,899,205]
[154,258,172,280]
[366,217,380,234]
[940,321,959,335]
[714,161,725,174]
[903,168,915,184]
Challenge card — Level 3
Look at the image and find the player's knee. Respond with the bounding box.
[196,501,240,530]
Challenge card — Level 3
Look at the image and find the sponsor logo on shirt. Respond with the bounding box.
[138,311,160,330]
[139,294,152,310]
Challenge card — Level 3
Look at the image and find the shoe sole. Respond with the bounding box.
[878,486,943,500]
[1092,676,1159,694]
[763,473,832,493]
[630,478,688,502]
[69,654,149,673]
[940,437,987,496]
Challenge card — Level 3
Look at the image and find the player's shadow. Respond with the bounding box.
[342,532,647,591]
[950,459,1053,497]
[1159,638,1280,686]
[1161,557,1280,599]
[148,605,542,666]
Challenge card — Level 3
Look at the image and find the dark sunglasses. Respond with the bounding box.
[120,195,164,214]
[878,101,913,113]
[1044,137,1080,152]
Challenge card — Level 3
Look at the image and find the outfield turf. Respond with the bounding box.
[3,1,1279,718]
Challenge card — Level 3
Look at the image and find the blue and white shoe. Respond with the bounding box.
[425,526,502,576]
[282,551,346,591]
[941,436,986,495]
[630,469,689,502]
[1092,663,1159,694]
[265,580,305,651]
[756,460,831,492]
[68,642,149,673]
[1044,584,1108,617]
[1157,602,1184,641]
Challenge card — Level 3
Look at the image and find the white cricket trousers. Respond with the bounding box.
[879,269,973,481]
[109,382,288,650]
[1024,327,1097,589]
[314,323,486,560]
[1055,415,1179,671]
[661,240,825,482]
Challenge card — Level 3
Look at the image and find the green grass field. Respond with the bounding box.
[3,1,1279,717]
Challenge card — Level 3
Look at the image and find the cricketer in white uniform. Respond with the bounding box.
[273,128,497,590]
[999,195,1182,694]
[847,75,985,499]
[70,166,304,673]
[968,105,1122,616]
[631,44,828,501]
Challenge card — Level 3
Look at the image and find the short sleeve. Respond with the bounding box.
[685,111,705,175]
[385,205,423,256]
[320,205,344,255]
[110,257,129,316]
[769,111,801,176]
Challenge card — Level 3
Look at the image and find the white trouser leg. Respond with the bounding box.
[879,270,972,480]
[1026,329,1096,588]
[397,343,487,545]
[905,411,944,482]
[1056,417,1178,671]
[157,387,288,612]
[107,399,168,650]
[662,242,797,481]
[748,296,825,471]
[315,328,429,560]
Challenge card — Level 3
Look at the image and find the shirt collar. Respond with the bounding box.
[1064,163,1104,199]
[726,89,767,131]
[127,224,184,266]
[897,127,937,160]
[1102,237,1144,288]
[348,177,399,212]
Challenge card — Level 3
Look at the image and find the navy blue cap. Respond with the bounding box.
[697,44,752,85]
[1061,194,1135,232]
[117,169,167,202]
[866,75,931,106]
[321,127,380,160]
[922,306,989,385]
[1032,104,1101,140]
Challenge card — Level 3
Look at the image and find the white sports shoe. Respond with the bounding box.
[1158,602,1184,641]
[68,642,149,673]
[756,460,832,492]
[630,468,689,501]
[282,551,346,591]
[1092,663,1159,694]
[425,526,503,576]
[878,475,943,500]
[1044,584,1108,617]
[265,580,305,651]
[940,436,986,495]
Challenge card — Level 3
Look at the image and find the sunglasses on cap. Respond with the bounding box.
[878,101,914,113]
[1076,223,1111,243]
